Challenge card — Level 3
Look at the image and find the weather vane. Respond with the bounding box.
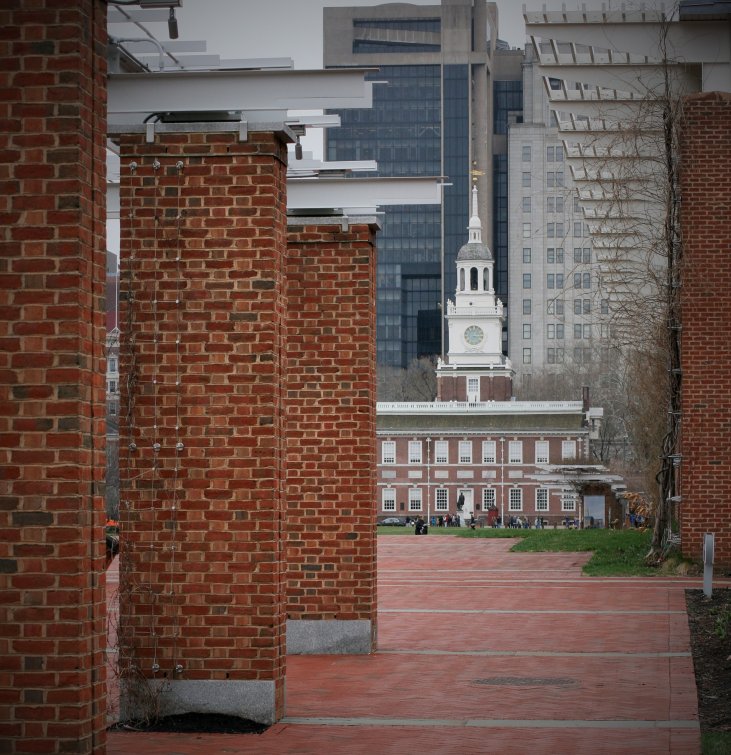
[470,163,484,185]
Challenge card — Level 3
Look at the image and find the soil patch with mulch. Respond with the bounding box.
[111,713,269,735]
[686,587,731,731]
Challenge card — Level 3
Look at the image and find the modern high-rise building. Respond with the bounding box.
[491,43,523,309]
[507,47,598,386]
[324,0,500,368]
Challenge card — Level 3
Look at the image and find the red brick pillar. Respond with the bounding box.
[679,92,731,567]
[286,216,378,653]
[116,129,288,723]
[0,1,108,752]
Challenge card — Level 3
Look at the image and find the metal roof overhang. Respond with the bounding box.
[107,68,377,127]
[287,176,444,212]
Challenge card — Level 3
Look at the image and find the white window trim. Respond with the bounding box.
[508,440,523,464]
[382,441,396,465]
[458,440,472,464]
[434,440,449,464]
[509,488,523,511]
[408,440,422,464]
[435,488,448,511]
[562,440,577,461]
[482,440,496,464]
[536,488,549,512]
[561,489,577,512]
[535,441,549,464]
[408,489,423,512]
[382,489,396,512]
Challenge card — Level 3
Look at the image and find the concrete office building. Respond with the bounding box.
[523,1,731,563]
[325,0,514,367]
[507,48,600,386]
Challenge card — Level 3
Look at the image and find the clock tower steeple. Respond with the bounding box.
[436,185,513,401]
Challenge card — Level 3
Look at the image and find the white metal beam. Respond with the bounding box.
[108,68,376,125]
[108,7,170,23]
[287,177,443,212]
[287,158,377,178]
[133,55,295,71]
[122,39,207,53]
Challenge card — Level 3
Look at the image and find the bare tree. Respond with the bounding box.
[550,10,685,561]
[377,356,438,401]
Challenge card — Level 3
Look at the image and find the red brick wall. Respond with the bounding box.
[117,130,288,718]
[437,373,512,401]
[679,92,731,566]
[437,374,457,401]
[0,1,108,751]
[285,221,377,644]
[377,434,586,522]
[481,376,512,401]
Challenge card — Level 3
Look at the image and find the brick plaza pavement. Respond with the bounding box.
[108,536,703,754]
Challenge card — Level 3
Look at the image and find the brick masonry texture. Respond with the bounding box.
[285,222,377,644]
[0,1,108,752]
[437,374,512,401]
[679,92,731,567]
[117,131,289,717]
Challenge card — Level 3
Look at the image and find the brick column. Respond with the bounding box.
[0,1,108,752]
[285,216,378,653]
[116,129,288,723]
[679,92,731,567]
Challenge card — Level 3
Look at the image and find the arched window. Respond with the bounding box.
[459,268,465,291]
[470,267,478,291]
[483,267,490,291]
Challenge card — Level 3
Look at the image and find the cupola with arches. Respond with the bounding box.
[436,183,513,402]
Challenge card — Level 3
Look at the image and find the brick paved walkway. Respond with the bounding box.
[108,536,703,754]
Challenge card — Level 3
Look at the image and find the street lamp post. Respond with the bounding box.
[499,436,505,527]
[426,437,431,528]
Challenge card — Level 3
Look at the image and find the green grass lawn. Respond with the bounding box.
[378,525,662,576]
[460,527,658,576]
[703,732,731,755]
[377,525,464,536]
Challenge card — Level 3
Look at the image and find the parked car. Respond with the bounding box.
[380,517,406,526]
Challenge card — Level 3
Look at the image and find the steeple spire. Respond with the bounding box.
[468,184,482,244]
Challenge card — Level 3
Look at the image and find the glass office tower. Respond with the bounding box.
[324,1,495,368]
[492,77,524,304]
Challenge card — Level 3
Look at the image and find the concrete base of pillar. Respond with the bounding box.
[287,619,373,654]
[121,678,278,725]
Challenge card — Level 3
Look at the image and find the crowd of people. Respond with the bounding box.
[506,515,545,529]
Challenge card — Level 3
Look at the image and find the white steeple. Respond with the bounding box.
[468,184,482,245]
[436,183,513,401]
[441,184,510,369]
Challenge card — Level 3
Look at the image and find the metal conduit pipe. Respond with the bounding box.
[110,36,165,71]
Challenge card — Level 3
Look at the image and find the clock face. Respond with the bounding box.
[464,325,484,346]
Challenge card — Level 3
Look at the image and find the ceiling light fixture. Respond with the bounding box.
[168,7,179,39]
